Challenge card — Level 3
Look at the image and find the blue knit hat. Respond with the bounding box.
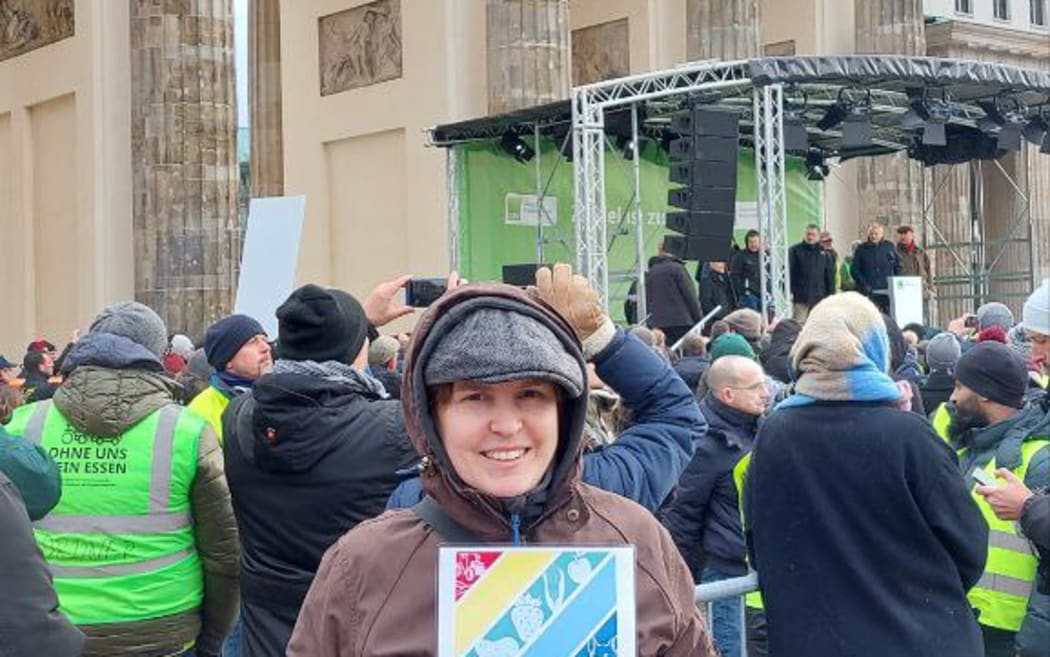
[204,314,267,371]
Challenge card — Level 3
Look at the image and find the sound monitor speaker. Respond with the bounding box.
[667,187,736,213]
[664,235,734,263]
[665,108,740,261]
[666,212,735,238]
[670,160,738,188]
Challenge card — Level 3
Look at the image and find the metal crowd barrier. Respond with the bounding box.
[694,571,760,657]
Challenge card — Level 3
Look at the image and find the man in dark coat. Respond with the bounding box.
[664,355,769,657]
[788,224,835,322]
[852,222,903,313]
[0,471,84,657]
[920,333,961,416]
[731,230,762,310]
[745,292,988,657]
[945,342,1050,657]
[646,242,703,344]
[673,332,710,393]
[20,350,58,403]
[223,282,419,657]
[698,261,737,328]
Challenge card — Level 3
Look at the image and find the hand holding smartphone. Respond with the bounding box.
[971,468,998,487]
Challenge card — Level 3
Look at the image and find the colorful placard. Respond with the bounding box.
[437,546,636,657]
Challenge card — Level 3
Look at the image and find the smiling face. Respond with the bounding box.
[435,378,561,498]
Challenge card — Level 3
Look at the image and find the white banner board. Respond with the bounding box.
[234,196,306,338]
[889,276,924,328]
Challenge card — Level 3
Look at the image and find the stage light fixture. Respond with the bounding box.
[977,97,1024,152]
[841,96,873,150]
[1022,113,1047,146]
[817,101,850,131]
[922,99,951,147]
[804,150,830,181]
[500,131,535,163]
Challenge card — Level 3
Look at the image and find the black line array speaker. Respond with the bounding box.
[664,107,739,262]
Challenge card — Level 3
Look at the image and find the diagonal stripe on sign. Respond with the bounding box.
[455,550,559,656]
[517,557,617,657]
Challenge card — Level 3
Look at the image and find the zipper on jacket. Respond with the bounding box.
[511,513,522,546]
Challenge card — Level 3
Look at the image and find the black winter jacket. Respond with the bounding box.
[920,370,955,416]
[852,239,903,297]
[760,321,802,384]
[672,355,710,393]
[0,472,84,657]
[788,242,835,305]
[745,402,988,657]
[663,395,757,579]
[730,248,762,298]
[223,372,417,657]
[645,255,703,329]
[697,264,737,322]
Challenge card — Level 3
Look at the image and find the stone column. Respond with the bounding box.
[853,0,930,311]
[249,0,283,197]
[486,0,571,114]
[686,0,760,61]
[130,0,240,339]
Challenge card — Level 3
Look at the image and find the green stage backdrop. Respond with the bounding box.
[454,139,823,322]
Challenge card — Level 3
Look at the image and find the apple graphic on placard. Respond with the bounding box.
[567,555,592,585]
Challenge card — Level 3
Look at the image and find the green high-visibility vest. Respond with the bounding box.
[932,402,951,441]
[732,452,764,610]
[965,439,1049,632]
[7,400,205,626]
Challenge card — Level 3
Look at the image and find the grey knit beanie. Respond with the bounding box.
[423,308,584,396]
[89,301,168,358]
[977,302,1014,332]
[926,333,961,372]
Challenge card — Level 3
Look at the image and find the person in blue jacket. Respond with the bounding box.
[387,307,706,514]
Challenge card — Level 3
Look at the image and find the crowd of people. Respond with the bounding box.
[2,253,1049,657]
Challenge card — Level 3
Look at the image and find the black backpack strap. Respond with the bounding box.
[412,495,482,544]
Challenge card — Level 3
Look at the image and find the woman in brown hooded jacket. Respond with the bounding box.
[287,265,713,657]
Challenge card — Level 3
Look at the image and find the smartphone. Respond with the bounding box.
[972,468,997,487]
[405,278,448,308]
[964,314,979,329]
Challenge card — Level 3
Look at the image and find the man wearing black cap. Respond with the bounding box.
[947,341,1050,657]
[220,275,418,657]
[188,314,272,444]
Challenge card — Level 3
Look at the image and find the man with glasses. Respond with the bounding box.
[664,355,770,657]
[1023,279,1049,389]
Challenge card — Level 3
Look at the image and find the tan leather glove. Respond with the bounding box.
[529,263,616,359]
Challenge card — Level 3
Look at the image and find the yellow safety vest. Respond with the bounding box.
[187,384,230,444]
[932,402,951,441]
[965,439,1049,632]
[6,400,205,627]
[732,453,764,610]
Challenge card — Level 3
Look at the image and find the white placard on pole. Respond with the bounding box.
[234,196,306,338]
[889,276,924,328]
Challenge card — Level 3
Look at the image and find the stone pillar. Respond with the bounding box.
[686,0,760,61]
[130,0,240,338]
[486,0,570,114]
[853,0,929,311]
[249,0,283,197]
[855,0,926,55]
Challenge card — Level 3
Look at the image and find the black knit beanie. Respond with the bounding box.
[954,341,1027,409]
[276,284,368,365]
[203,314,266,371]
